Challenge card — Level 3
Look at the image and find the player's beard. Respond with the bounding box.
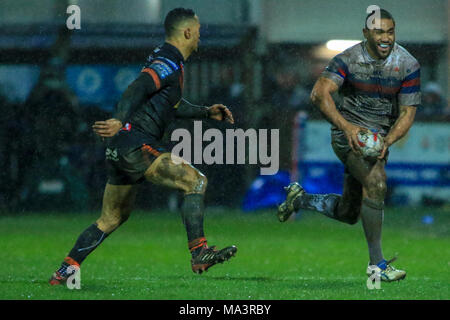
[367,38,393,60]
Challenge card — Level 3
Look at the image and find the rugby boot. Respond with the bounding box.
[49,258,80,286]
[191,244,237,274]
[277,182,305,222]
[366,257,406,282]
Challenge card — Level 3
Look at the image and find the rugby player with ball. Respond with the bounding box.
[277,8,421,282]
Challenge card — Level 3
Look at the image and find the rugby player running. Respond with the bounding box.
[278,9,420,282]
[50,8,237,285]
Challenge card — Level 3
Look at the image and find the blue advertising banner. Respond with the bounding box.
[0,65,40,102]
[66,65,141,111]
[0,64,141,110]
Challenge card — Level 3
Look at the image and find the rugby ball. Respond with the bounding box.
[357,130,384,159]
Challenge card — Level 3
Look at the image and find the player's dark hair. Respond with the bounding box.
[365,8,395,29]
[164,8,196,37]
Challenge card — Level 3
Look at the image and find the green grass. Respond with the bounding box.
[0,206,449,300]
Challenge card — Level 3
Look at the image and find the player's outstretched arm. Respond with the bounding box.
[378,105,416,159]
[175,98,209,119]
[310,76,363,153]
[175,98,234,124]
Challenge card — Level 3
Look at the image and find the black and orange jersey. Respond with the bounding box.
[108,42,208,152]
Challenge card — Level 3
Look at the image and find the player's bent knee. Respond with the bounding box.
[183,172,208,195]
[364,177,387,201]
[190,174,208,195]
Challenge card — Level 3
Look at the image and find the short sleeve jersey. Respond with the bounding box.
[321,42,421,136]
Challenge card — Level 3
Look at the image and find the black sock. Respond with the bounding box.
[293,193,340,220]
[181,194,205,242]
[66,223,109,265]
[361,198,384,265]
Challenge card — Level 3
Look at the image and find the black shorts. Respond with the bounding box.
[105,143,166,185]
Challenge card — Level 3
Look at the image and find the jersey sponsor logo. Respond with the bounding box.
[151,62,174,79]
[155,56,180,71]
[146,48,161,62]
[120,122,132,132]
[106,148,119,162]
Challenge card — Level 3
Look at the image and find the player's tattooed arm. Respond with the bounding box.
[92,73,157,138]
[378,105,416,159]
[310,77,364,153]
